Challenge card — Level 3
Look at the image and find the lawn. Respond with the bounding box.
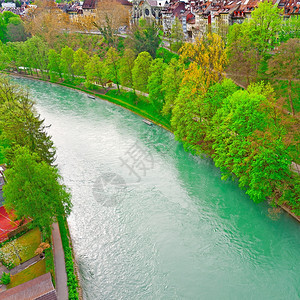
[105,90,172,130]
[0,227,41,268]
[7,259,46,289]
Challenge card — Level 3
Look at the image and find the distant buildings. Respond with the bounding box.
[57,2,83,19]
[131,0,168,23]
[131,0,300,39]
[0,1,36,17]
[10,0,297,37]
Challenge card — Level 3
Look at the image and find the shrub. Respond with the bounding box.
[0,272,11,285]
[57,216,79,300]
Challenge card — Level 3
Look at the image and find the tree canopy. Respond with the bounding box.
[3,147,71,236]
[126,18,162,58]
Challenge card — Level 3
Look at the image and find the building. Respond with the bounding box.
[161,0,186,33]
[132,0,300,39]
[131,0,168,24]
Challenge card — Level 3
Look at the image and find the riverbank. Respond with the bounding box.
[8,72,171,132]
[5,72,299,223]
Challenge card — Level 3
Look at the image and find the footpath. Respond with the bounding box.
[52,222,68,300]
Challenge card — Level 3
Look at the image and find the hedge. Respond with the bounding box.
[57,216,79,300]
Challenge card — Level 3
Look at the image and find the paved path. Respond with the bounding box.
[111,83,149,97]
[52,222,68,300]
[291,162,300,175]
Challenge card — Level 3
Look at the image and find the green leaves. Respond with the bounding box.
[104,47,120,90]
[84,54,108,89]
[161,58,183,116]
[60,46,74,83]
[58,216,79,299]
[72,48,89,80]
[132,51,152,93]
[250,1,282,53]
[119,48,135,88]
[210,83,296,205]
[148,58,167,111]
[48,49,62,82]
[126,20,161,58]
[3,147,72,236]
[0,11,23,43]
[0,77,56,165]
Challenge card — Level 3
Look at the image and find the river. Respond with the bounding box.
[14,77,300,300]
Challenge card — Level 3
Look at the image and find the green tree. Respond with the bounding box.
[72,48,89,79]
[0,12,27,43]
[198,79,239,153]
[267,38,300,115]
[147,58,167,111]
[1,42,20,72]
[170,17,184,52]
[48,49,62,82]
[208,82,297,209]
[0,76,56,165]
[227,23,261,86]
[0,42,10,70]
[16,42,34,75]
[2,11,18,24]
[0,12,17,43]
[104,47,120,91]
[60,46,74,82]
[3,147,72,236]
[24,36,49,78]
[126,18,161,58]
[227,1,283,85]
[84,55,108,89]
[0,13,8,43]
[249,1,282,54]
[171,62,207,153]
[279,16,300,43]
[119,48,135,88]
[161,58,184,116]
[132,51,152,93]
[6,21,27,42]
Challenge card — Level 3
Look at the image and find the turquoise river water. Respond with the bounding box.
[14,77,300,300]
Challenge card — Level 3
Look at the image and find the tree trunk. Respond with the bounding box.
[288,80,295,115]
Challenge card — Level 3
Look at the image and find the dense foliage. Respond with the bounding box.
[58,216,79,300]
[0,11,27,43]
[0,76,72,236]
[3,147,72,236]
[0,272,11,285]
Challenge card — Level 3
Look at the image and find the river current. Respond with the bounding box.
[14,77,300,300]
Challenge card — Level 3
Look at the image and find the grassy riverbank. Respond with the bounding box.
[6,71,172,131]
[60,82,172,131]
